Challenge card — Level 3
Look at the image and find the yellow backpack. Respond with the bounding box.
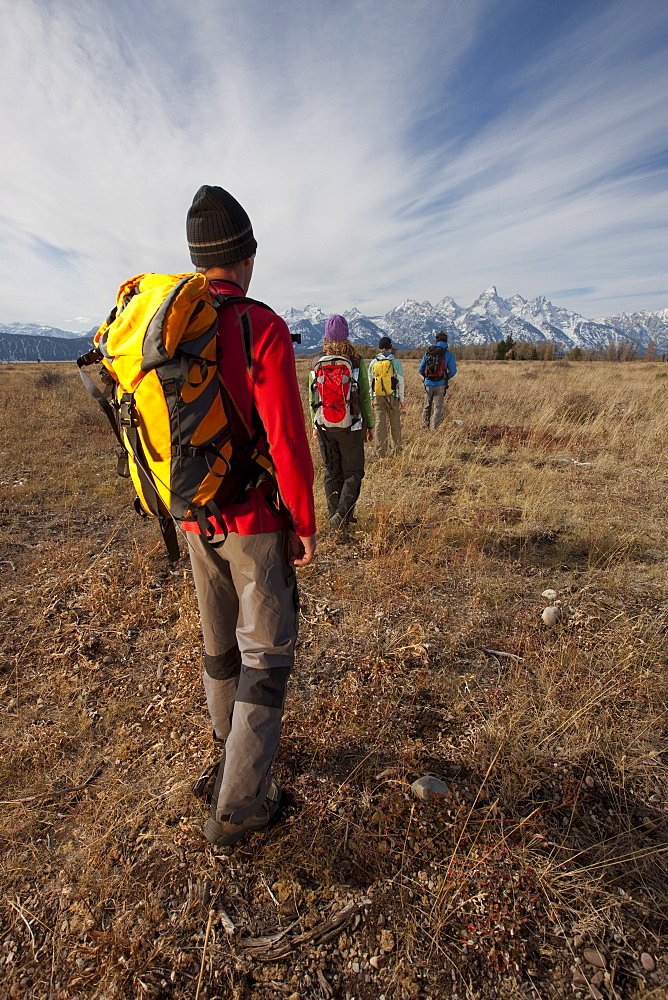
[78,272,274,560]
[371,356,396,396]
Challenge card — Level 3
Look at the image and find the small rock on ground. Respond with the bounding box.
[410,775,449,801]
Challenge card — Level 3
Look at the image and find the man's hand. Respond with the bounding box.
[365,428,374,442]
[312,427,318,439]
[289,531,316,567]
[400,402,406,411]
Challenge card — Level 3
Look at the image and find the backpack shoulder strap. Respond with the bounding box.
[208,293,275,371]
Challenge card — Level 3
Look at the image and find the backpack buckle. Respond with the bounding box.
[76,347,104,369]
[115,444,130,478]
[119,393,139,428]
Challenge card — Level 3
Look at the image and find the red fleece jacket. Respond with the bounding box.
[182,280,316,537]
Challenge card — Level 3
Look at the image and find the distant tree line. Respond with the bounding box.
[448,337,665,362]
[296,337,665,362]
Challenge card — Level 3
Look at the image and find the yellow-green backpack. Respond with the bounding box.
[371,356,396,396]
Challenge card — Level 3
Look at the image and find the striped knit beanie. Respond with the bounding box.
[186,185,257,267]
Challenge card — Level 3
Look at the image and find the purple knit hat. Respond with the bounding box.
[325,314,349,342]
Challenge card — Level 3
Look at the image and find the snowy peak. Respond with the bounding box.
[516,296,587,336]
[0,321,87,340]
[468,287,511,326]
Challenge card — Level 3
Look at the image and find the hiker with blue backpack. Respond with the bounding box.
[309,315,373,538]
[419,332,457,430]
[368,336,405,457]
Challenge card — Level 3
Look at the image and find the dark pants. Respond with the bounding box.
[317,427,365,521]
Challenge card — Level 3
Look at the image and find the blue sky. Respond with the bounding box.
[1,0,667,331]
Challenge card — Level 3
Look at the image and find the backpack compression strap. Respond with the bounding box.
[78,349,180,561]
[118,392,182,562]
[77,348,129,477]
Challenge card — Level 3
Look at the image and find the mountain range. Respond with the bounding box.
[283,287,668,353]
[1,288,667,362]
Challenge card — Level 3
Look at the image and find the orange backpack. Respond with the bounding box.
[78,272,274,560]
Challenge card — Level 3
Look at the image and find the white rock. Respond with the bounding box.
[410,776,450,801]
[542,606,562,627]
[542,589,558,602]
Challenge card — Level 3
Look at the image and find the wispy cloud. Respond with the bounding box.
[1,0,666,329]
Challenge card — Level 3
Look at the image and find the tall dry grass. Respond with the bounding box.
[0,360,666,1000]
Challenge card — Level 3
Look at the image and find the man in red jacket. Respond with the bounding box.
[183,185,316,847]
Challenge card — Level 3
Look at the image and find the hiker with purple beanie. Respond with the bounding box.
[309,315,373,538]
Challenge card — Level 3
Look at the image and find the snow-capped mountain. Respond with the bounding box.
[282,288,668,353]
[2,292,667,361]
[0,321,94,340]
[376,299,458,349]
[0,331,93,363]
[603,309,668,345]
[344,308,386,347]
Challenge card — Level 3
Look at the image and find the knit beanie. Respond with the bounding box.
[378,336,393,350]
[325,314,349,342]
[186,185,257,267]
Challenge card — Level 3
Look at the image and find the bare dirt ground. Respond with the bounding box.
[0,359,667,1000]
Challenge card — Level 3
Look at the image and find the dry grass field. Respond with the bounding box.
[1,358,667,1000]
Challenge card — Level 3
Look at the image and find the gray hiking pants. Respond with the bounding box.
[422,384,446,430]
[186,529,298,824]
[316,427,365,521]
[373,395,402,456]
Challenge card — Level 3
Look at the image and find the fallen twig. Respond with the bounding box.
[238,899,361,961]
[317,968,334,997]
[6,898,37,951]
[195,909,216,1000]
[480,647,523,662]
[0,763,105,806]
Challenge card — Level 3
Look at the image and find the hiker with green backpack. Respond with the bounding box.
[419,331,457,430]
[80,185,316,848]
[368,336,405,457]
[309,315,373,538]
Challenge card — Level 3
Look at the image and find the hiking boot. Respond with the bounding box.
[192,754,224,803]
[192,734,226,803]
[329,512,349,539]
[203,779,282,847]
